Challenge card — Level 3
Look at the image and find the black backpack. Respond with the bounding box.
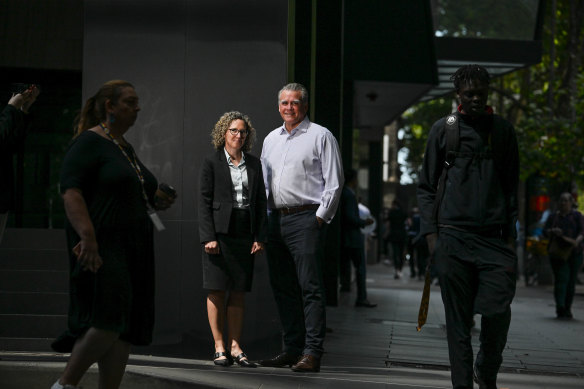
[431,113,505,221]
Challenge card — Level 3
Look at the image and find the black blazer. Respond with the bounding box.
[198,149,268,244]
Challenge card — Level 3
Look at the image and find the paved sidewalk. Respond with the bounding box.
[366,263,584,376]
[1,262,583,388]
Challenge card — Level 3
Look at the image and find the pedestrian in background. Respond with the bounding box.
[408,207,429,281]
[543,192,584,319]
[198,111,267,367]
[51,80,176,389]
[380,207,391,263]
[339,168,376,307]
[387,199,407,279]
[358,198,377,264]
[0,85,39,243]
[417,65,519,389]
[260,82,343,372]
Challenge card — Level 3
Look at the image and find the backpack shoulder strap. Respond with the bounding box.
[432,113,460,222]
[444,113,460,156]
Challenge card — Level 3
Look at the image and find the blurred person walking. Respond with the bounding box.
[387,199,407,279]
[408,207,429,281]
[339,168,376,307]
[543,192,584,319]
[51,80,176,389]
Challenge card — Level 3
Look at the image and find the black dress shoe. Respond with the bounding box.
[291,354,320,372]
[232,352,257,367]
[355,300,377,308]
[259,352,299,367]
[213,351,233,366]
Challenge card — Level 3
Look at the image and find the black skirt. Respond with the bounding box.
[202,208,255,291]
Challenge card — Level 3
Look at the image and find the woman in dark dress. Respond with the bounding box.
[199,111,268,367]
[51,80,175,389]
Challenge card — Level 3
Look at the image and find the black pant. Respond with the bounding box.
[340,246,367,302]
[550,252,583,312]
[391,241,405,271]
[415,240,429,277]
[265,210,327,358]
[435,228,517,389]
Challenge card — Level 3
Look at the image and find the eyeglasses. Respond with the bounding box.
[228,128,249,137]
[279,100,302,107]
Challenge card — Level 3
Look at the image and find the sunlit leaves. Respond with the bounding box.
[400,0,584,192]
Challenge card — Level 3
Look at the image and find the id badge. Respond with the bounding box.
[148,210,166,231]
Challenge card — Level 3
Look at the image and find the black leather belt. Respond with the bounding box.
[275,204,319,215]
[439,224,503,237]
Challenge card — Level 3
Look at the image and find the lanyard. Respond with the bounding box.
[99,122,152,210]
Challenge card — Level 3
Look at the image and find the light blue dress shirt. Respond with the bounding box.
[260,117,344,223]
[224,148,249,209]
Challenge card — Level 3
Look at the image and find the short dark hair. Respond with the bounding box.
[344,168,357,184]
[450,65,490,92]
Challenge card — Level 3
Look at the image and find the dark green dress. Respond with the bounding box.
[52,130,158,351]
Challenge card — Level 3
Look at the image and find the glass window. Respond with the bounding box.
[1,71,81,229]
[432,0,540,40]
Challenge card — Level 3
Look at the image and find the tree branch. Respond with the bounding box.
[489,86,532,113]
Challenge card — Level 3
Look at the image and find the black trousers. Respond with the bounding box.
[414,239,429,277]
[435,228,517,389]
[550,252,583,312]
[340,245,367,302]
[265,210,327,358]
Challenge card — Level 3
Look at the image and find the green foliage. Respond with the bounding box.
[508,0,584,188]
[400,0,584,194]
[400,98,453,181]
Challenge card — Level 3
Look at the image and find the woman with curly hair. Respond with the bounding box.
[198,111,268,367]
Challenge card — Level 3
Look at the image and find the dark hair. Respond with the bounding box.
[344,168,357,184]
[74,80,134,137]
[450,65,490,92]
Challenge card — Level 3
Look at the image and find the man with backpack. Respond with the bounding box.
[417,65,519,389]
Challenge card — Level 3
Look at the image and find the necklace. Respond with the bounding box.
[99,122,152,210]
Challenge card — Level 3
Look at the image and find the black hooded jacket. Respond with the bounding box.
[417,109,519,240]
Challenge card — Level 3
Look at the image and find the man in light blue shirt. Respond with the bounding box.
[259,83,343,372]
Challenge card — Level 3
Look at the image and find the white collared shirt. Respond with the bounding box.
[260,117,344,223]
[224,148,249,209]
